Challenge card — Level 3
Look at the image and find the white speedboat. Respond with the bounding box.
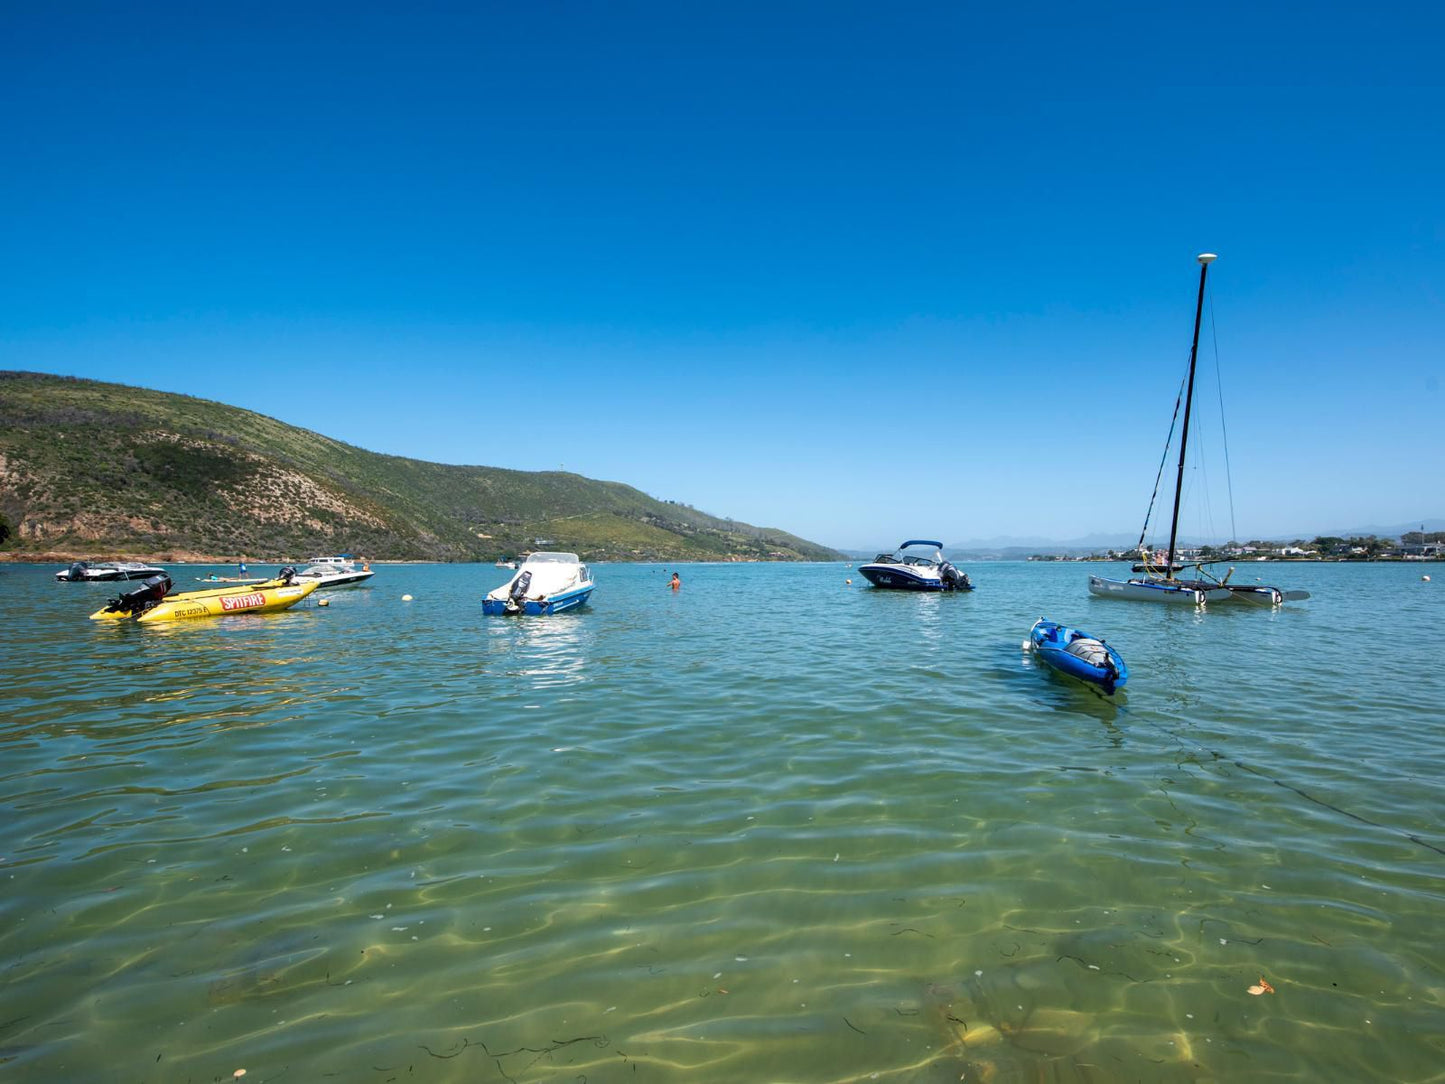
[293,559,375,588]
[857,540,972,591]
[56,561,167,583]
[483,552,594,615]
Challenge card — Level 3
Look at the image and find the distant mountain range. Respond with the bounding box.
[942,521,1445,558]
[1312,520,1445,539]
[842,536,1138,561]
[0,372,840,563]
[842,520,1445,561]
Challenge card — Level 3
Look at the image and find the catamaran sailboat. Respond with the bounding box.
[1089,253,1308,607]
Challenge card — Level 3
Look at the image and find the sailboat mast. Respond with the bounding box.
[1165,252,1217,576]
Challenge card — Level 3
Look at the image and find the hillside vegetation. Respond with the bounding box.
[0,372,839,563]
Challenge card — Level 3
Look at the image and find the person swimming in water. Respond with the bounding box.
[670,572,681,590]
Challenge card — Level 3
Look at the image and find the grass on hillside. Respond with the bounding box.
[0,372,840,562]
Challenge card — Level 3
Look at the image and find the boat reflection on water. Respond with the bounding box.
[1016,648,1125,732]
[882,587,949,647]
[488,609,592,691]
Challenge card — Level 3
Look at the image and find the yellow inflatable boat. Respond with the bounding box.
[90,569,318,623]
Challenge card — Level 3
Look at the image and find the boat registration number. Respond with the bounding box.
[221,592,265,611]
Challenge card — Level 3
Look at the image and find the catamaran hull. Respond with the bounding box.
[1219,585,1311,604]
[1088,576,1230,605]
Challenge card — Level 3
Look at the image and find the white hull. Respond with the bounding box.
[56,562,166,582]
[1218,585,1311,604]
[295,569,374,588]
[1088,575,1231,605]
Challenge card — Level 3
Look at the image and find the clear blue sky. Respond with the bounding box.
[3,2,1440,550]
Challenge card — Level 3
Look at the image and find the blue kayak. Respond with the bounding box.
[1027,619,1128,695]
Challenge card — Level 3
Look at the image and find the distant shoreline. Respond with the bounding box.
[0,551,821,565]
[4,551,1440,567]
[1018,555,1443,564]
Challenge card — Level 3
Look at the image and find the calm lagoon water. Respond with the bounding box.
[1,559,1442,1082]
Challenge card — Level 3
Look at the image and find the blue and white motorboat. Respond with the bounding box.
[483,552,595,615]
[857,540,972,591]
[1027,618,1128,695]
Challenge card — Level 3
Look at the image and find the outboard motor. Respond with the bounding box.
[65,561,88,582]
[276,566,297,584]
[940,562,971,591]
[108,574,173,615]
[504,570,533,613]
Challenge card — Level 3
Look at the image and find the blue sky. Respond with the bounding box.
[2,2,1440,550]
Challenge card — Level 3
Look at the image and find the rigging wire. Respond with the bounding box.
[1136,366,1190,553]
[1138,282,1239,556]
[1209,291,1239,544]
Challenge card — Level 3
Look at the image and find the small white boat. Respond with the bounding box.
[857,540,972,591]
[483,552,594,615]
[293,559,375,588]
[56,561,167,582]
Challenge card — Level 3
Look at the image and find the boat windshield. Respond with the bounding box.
[299,562,354,575]
[525,552,580,564]
[871,544,945,565]
[899,543,943,565]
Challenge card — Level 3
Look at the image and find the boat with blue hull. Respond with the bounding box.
[483,552,595,616]
[1027,619,1128,695]
[857,540,972,592]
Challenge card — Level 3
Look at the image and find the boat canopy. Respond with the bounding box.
[899,540,944,550]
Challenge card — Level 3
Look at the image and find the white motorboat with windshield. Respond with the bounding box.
[857,540,972,592]
[292,558,375,588]
[483,552,594,615]
[56,560,167,582]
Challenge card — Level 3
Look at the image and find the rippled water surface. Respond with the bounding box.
[2,560,1442,1082]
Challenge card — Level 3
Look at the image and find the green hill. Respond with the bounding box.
[0,372,840,563]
